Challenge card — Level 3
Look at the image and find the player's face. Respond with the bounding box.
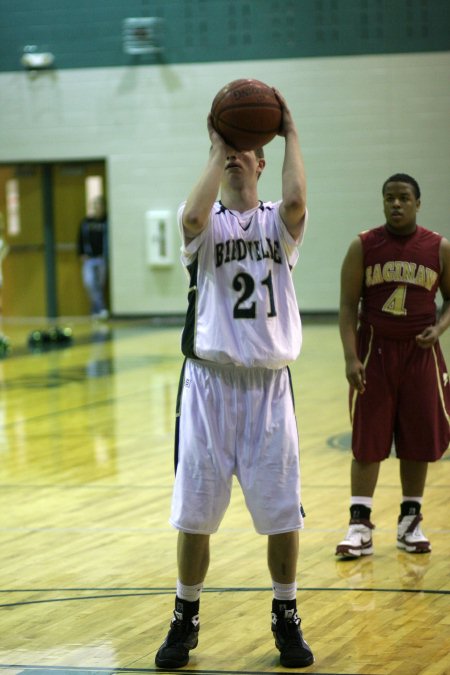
[383,182,420,235]
[224,148,265,185]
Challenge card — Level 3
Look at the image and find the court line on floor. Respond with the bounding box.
[0,665,367,675]
[0,663,370,675]
[0,585,448,610]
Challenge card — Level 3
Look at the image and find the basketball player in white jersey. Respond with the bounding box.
[155,89,314,670]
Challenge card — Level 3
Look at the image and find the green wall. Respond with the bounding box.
[1,0,449,72]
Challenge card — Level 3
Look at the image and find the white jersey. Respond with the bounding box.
[178,200,307,369]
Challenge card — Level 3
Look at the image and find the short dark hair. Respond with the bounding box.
[382,173,421,200]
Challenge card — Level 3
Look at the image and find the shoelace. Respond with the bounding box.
[402,514,423,536]
[284,620,305,646]
[409,522,425,540]
[166,618,194,645]
[349,518,375,530]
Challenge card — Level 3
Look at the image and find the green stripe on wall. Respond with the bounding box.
[0,0,449,72]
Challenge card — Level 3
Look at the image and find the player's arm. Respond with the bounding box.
[416,237,450,348]
[274,90,307,241]
[339,237,366,393]
[182,115,227,243]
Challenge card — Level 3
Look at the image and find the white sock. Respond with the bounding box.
[176,580,203,602]
[351,496,373,509]
[272,580,297,601]
[402,496,423,504]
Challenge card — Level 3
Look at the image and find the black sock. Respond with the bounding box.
[400,501,421,517]
[272,598,296,614]
[175,596,200,619]
[350,504,371,521]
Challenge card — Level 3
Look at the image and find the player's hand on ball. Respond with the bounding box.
[272,88,296,138]
[207,113,227,149]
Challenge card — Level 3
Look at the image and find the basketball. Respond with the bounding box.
[211,79,282,151]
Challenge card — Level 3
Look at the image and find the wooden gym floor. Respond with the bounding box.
[0,316,449,675]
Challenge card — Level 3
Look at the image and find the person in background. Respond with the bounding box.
[155,89,314,670]
[336,173,450,559]
[0,212,9,312]
[78,195,109,320]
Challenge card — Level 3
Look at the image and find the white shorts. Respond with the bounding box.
[170,358,304,535]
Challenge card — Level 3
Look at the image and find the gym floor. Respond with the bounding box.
[0,316,449,675]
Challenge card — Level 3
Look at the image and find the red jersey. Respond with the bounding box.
[359,225,442,339]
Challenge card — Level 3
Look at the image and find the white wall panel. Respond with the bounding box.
[0,53,449,314]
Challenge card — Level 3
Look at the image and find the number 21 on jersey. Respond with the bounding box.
[233,271,277,319]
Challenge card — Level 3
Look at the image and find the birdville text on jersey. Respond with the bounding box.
[215,237,283,268]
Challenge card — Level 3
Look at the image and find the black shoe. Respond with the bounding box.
[155,610,200,669]
[272,605,314,668]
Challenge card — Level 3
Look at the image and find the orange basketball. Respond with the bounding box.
[211,79,282,151]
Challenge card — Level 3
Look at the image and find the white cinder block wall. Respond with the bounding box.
[0,53,449,315]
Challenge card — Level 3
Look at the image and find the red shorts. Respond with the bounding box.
[350,327,450,462]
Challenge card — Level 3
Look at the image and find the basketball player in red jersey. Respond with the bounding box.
[336,174,450,559]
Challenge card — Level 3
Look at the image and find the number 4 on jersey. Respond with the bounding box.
[382,285,407,316]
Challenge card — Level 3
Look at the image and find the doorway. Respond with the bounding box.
[0,160,107,318]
